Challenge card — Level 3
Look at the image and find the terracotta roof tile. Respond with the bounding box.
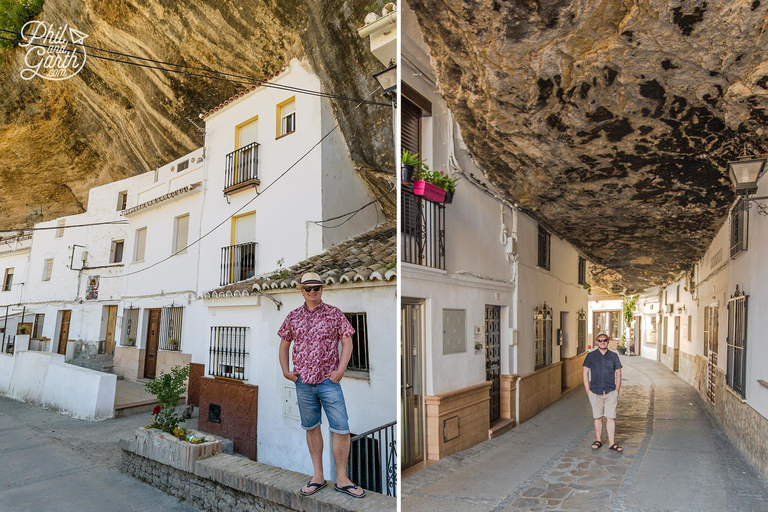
[199,67,287,120]
[203,223,396,299]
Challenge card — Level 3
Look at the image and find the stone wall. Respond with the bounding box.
[198,377,259,460]
[424,382,490,460]
[519,362,563,424]
[678,352,707,396]
[113,346,145,381]
[156,350,192,379]
[121,443,395,511]
[561,352,588,392]
[500,374,518,421]
[187,363,205,407]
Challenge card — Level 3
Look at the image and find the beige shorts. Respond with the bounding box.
[589,390,618,419]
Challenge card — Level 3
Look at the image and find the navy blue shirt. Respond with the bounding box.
[583,349,622,394]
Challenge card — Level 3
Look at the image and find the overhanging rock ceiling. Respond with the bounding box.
[409,0,768,293]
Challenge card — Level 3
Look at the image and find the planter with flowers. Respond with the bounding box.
[412,166,459,204]
[401,150,423,184]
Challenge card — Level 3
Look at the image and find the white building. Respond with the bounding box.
[655,186,768,476]
[0,232,34,351]
[401,0,589,469]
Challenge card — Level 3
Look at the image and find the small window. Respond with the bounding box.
[134,228,147,262]
[110,240,124,264]
[344,313,370,373]
[177,160,189,173]
[578,257,586,285]
[33,314,45,339]
[731,199,747,258]
[676,285,680,303]
[55,219,65,238]
[3,268,13,292]
[277,97,296,137]
[117,191,128,211]
[726,287,748,398]
[537,226,551,270]
[42,258,53,281]
[173,214,190,254]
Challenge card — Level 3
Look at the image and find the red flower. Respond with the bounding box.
[152,405,161,415]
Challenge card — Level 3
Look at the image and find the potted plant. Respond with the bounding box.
[617,340,627,355]
[17,324,29,335]
[412,165,447,203]
[401,150,423,184]
[167,338,179,350]
[440,173,459,204]
[126,336,136,347]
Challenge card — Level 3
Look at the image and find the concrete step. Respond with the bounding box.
[114,399,158,418]
[489,417,516,439]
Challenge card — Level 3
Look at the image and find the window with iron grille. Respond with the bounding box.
[577,308,587,354]
[730,199,747,258]
[344,313,370,374]
[534,304,553,370]
[538,226,551,270]
[726,287,748,398]
[177,159,190,172]
[121,307,139,346]
[578,257,586,285]
[209,326,248,380]
[159,306,183,351]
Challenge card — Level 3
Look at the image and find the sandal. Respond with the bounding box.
[334,483,366,498]
[609,444,624,452]
[591,440,602,450]
[300,480,326,496]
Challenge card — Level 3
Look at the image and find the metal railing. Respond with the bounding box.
[209,326,248,380]
[347,421,397,497]
[121,307,139,346]
[401,186,445,270]
[159,306,184,351]
[224,142,259,192]
[220,242,257,286]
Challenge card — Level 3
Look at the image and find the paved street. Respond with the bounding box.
[403,357,768,511]
[0,396,199,512]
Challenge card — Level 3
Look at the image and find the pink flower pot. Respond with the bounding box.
[412,180,446,203]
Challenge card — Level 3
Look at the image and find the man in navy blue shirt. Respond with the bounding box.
[582,332,623,452]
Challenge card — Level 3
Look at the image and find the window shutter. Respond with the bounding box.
[402,98,421,155]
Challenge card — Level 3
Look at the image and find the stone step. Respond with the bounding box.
[489,417,516,439]
[114,399,158,418]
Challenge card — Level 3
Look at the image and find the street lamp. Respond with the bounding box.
[728,154,768,215]
[373,62,397,106]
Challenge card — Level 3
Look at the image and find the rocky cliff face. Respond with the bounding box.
[409,0,768,292]
[0,0,393,228]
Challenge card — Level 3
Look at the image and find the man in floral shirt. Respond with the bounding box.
[278,272,365,499]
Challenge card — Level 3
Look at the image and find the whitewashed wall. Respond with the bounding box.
[203,282,395,477]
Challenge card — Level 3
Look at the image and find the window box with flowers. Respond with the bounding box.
[412,165,459,204]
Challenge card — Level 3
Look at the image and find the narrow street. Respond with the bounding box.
[402,357,768,512]
[0,396,198,512]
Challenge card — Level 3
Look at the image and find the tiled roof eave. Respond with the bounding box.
[121,182,202,216]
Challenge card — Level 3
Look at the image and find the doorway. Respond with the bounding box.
[673,316,681,372]
[401,300,424,470]
[144,309,161,379]
[559,311,569,391]
[57,310,71,355]
[103,305,118,355]
[632,315,642,357]
[705,305,719,404]
[485,305,501,423]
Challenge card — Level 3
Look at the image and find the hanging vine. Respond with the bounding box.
[621,294,639,344]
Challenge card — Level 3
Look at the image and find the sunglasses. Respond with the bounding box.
[597,339,609,343]
[303,286,322,292]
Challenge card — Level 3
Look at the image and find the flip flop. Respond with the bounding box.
[334,483,366,498]
[609,444,624,452]
[300,480,326,496]
[591,440,602,450]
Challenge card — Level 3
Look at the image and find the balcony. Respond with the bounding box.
[401,186,445,270]
[224,142,260,195]
[220,242,258,286]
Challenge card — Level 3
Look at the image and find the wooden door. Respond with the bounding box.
[705,305,719,404]
[105,306,118,355]
[633,315,642,357]
[57,310,71,355]
[486,305,501,423]
[401,301,424,469]
[673,316,681,371]
[144,309,161,379]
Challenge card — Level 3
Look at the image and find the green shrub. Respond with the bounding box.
[0,0,45,49]
[145,365,190,433]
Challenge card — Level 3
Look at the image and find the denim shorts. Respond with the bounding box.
[294,376,350,434]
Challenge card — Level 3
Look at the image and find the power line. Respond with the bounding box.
[0,220,128,233]
[309,185,395,229]
[0,28,389,107]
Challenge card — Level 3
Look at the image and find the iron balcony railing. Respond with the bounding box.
[401,186,445,270]
[224,142,260,193]
[209,326,248,380]
[220,242,258,286]
[347,421,397,497]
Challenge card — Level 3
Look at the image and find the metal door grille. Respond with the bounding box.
[577,308,587,354]
[485,305,501,423]
[707,351,718,405]
[534,303,553,370]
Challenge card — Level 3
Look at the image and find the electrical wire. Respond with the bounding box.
[0,28,389,107]
[308,185,395,229]
[98,87,384,280]
[0,220,128,233]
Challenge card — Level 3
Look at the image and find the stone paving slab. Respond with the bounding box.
[403,356,768,512]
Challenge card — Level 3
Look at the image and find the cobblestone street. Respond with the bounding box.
[402,357,768,512]
[0,396,198,512]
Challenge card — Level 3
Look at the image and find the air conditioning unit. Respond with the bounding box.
[664,304,674,314]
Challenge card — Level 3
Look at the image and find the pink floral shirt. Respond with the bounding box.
[278,302,355,384]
